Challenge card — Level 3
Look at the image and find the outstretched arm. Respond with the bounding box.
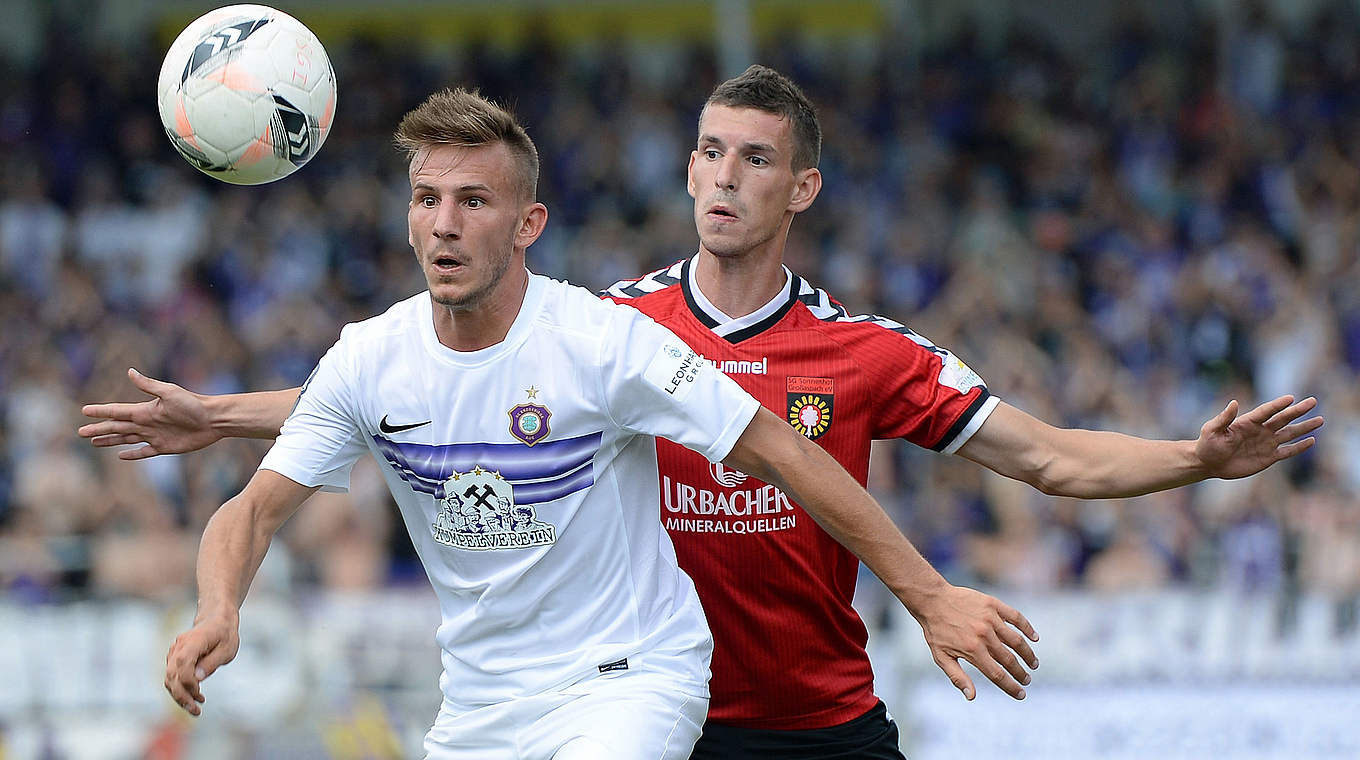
[724,407,1039,702]
[958,396,1323,499]
[79,368,300,459]
[164,469,317,716]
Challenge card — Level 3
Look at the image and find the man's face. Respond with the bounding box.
[688,104,813,258]
[407,142,534,311]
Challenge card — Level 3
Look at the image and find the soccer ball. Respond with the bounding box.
[156,4,336,185]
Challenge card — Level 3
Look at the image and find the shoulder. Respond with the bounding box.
[792,276,949,358]
[599,259,686,301]
[337,292,424,346]
[535,274,656,339]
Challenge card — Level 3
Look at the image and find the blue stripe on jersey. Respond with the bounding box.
[371,431,602,503]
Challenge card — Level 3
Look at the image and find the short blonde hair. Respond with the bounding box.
[394,88,539,201]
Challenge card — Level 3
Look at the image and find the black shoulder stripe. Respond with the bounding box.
[796,280,947,356]
[601,260,684,299]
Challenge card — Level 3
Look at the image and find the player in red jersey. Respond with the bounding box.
[82,66,1320,758]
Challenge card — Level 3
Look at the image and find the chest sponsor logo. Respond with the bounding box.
[661,475,799,534]
[508,403,551,446]
[431,466,556,551]
[787,376,833,439]
[709,462,748,487]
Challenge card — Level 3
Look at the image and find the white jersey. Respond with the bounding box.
[260,272,760,709]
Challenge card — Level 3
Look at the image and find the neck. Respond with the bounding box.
[693,246,789,319]
[431,267,529,351]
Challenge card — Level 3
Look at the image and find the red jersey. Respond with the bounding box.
[604,256,997,730]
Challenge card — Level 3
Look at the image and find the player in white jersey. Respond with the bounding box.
[159,88,1038,759]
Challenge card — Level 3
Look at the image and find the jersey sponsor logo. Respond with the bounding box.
[700,355,767,375]
[664,515,798,534]
[379,415,432,434]
[786,376,834,439]
[431,465,557,551]
[644,342,703,400]
[661,475,798,535]
[709,462,748,487]
[507,403,551,446]
[597,657,629,673]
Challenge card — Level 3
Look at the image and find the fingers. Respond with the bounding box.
[997,623,1039,671]
[119,445,162,461]
[1275,437,1317,460]
[987,632,1032,689]
[79,402,145,423]
[129,367,176,397]
[165,639,204,716]
[961,640,1027,700]
[933,652,977,701]
[1263,397,1319,432]
[1243,394,1293,421]
[1276,416,1324,443]
[997,602,1040,646]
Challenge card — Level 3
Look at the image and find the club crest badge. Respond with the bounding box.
[787,376,834,439]
[508,403,551,446]
[431,465,557,551]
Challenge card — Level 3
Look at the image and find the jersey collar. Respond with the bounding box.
[680,254,802,343]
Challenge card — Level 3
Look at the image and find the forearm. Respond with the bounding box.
[960,402,1207,499]
[203,388,301,440]
[193,470,312,622]
[1034,428,1201,498]
[193,497,276,622]
[726,410,950,610]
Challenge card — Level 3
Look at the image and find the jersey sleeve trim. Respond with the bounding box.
[936,393,999,454]
[701,393,761,464]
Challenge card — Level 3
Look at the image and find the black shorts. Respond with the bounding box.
[688,701,905,759]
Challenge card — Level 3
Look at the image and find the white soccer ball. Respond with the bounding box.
[156,4,336,185]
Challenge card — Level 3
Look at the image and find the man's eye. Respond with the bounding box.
[421,196,437,207]
[705,149,721,159]
[749,156,768,167]
[466,198,485,209]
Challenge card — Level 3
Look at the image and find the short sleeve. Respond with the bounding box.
[258,326,369,491]
[837,322,998,454]
[600,306,760,462]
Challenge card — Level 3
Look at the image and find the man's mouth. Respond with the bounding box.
[707,204,738,221]
[433,255,463,272]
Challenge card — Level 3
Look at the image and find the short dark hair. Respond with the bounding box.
[393,88,540,201]
[703,65,821,171]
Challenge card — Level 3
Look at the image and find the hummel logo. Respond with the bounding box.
[379,415,431,434]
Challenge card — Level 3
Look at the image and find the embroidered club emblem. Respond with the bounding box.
[786,376,834,439]
[508,403,551,446]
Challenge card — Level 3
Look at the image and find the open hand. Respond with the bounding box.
[78,368,219,459]
[912,585,1039,701]
[1196,395,1323,480]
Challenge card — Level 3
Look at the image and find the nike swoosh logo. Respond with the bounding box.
[379,415,432,434]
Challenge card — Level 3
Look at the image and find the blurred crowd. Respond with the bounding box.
[2,2,1358,623]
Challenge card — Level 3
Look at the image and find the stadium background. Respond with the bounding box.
[2,0,1358,756]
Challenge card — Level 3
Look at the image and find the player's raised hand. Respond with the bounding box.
[78,368,219,459]
[912,585,1038,701]
[1195,395,1323,480]
[164,612,240,717]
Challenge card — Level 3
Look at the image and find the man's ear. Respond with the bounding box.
[516,202,549,248]
[788,167,822,213]
[686,151,699,198]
